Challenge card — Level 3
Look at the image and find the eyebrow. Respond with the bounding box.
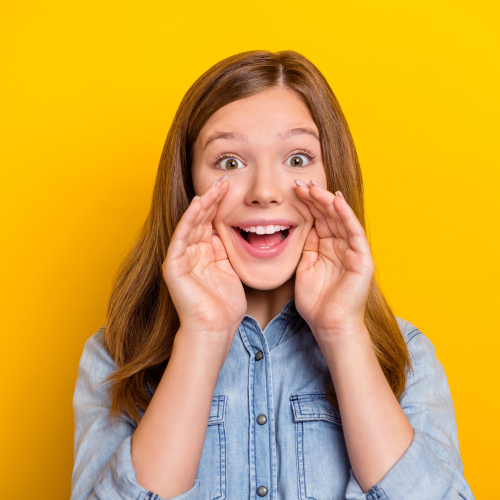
[203,132,247,150]
[202,127,319,150]
[276,127,320,142]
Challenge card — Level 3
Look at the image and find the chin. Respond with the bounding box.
[229,260,298,290]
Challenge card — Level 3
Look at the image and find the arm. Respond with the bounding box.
[131,327,230,498]
[294,180,408,490]
[72,175,246,499]
[293,181,474,499]
[317,323,414,493]
[71,329,202,500]
[139,174,245,496]
[339,326,475,500]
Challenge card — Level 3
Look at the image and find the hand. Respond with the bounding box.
[162,175,246,350]
[293,181,375,342]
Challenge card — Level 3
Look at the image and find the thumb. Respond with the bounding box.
[299,226,320,269]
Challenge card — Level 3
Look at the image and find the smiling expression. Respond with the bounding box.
[191,87,328,290]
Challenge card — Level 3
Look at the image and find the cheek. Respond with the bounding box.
[212,187,241,229]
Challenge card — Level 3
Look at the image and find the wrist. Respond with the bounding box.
[312,316,367,341]
[312,321,371,355]
[174,325,237,365]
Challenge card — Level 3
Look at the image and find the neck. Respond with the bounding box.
[243,274,296,331]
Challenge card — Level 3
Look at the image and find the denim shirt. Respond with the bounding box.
[71,298,475,500]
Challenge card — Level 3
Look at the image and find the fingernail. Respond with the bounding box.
[295,179,310,188]
[210,174,229,188]
[192,195,200,203]
[335,191,345,199]
[309,180,322,188]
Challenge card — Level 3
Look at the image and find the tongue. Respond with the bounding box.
[247,231,283,248]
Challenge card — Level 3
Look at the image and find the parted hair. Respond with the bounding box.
[102,50,413,425]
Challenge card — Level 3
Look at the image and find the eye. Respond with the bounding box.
[285,154,311,168]
[217,157,244,170]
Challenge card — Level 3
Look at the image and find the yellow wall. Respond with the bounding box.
[1,1,497,497]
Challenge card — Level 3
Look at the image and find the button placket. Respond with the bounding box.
[252,340,272,499]
[239,320,278,499]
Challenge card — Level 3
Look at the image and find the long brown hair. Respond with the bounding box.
[102,50,413,425]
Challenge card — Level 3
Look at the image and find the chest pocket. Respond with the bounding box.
[291,393,351,500]
[196,395,227,500]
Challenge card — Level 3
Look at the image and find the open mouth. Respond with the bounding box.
[232,223,295,251]
[239,226,290,248]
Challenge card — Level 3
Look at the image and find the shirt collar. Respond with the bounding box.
[240,297,304,352]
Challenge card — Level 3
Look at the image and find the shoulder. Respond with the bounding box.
[395,316,448,387]
[75,326,116,390]
[82,325,113,361]
[395,316,438,365]
[395,317,453,402]
[395,316,423,344]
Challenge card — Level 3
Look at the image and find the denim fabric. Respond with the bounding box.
[71,298,475,500]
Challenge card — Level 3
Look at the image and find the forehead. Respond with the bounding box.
[196,88,318,148]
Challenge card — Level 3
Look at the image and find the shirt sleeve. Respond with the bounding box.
[345,327,475,500]
[71,328,201,500]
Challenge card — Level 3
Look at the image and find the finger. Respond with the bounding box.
[166,196,203,263]
[190,182,226,233]
[333,195,371,254]
[310,194,348,240]
[299,226,320,269]
[190,186,227,245]
[189,181,229,246]
[198,179,229,224]
[307,185,350,241]
[295,184,337,238]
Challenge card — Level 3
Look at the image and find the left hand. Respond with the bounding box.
[294,181,375,341]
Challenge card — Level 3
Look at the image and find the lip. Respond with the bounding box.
[231,223,298,260]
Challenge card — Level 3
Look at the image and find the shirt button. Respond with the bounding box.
[255,351,263,361]
[257,486,268,497]
[257,414,267,425]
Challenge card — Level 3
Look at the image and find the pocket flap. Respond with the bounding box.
[290,393,341,425]
[208,395,226,425]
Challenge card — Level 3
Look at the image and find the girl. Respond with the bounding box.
[71,51,475,500]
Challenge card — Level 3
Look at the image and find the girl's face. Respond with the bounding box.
[191,87,327,290]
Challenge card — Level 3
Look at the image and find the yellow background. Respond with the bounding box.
[1,0,497,497]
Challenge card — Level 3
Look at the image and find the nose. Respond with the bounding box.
[244,163,285,208]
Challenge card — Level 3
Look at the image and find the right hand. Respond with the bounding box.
[162,175,247,350]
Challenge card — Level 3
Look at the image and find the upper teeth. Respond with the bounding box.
[239,225,290,234]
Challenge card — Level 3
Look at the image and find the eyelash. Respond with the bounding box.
[291,149,317,161]
[210,149,317,168]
